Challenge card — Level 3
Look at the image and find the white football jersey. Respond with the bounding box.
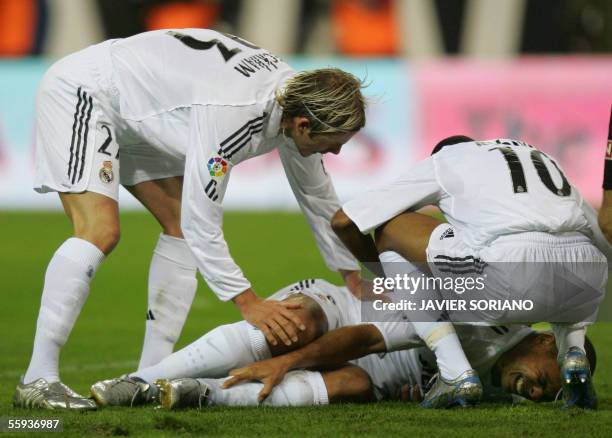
[344,139,594,250]
[110,29,293,122]
[101,29,360,299]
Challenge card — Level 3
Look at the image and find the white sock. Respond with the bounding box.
[200,370,329,406]
[24,238,105,383]
[134,320,270,384]
[379,251,472,380]
[137,234,198,369]
[552,323,586,362]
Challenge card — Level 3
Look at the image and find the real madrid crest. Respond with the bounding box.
[207,156,228,177]
[99,160,114,183]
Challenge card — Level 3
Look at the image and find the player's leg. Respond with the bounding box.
[90,295,326,406]
[122,177,198,369]
[17,52,121,409]
[538,237,604,409]
[17,192,119,410]
[131,294,325,382]
[158,365,374,409]
[375,212,480,408]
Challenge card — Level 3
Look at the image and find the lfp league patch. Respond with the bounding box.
[207,156,228,177]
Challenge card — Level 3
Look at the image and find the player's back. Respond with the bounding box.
[434,139,590,247]
[109,29,295,121]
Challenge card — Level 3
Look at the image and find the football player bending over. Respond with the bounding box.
[328,135,609,409]
[17,28,367,409]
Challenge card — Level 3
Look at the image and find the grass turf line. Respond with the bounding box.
[1,211,612,437]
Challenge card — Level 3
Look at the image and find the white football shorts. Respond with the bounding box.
[426,224,608,324]
[33,41,184,201]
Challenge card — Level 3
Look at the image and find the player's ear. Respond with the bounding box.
[295,117,311,136]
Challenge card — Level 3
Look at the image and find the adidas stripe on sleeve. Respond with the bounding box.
[181,105,268,300]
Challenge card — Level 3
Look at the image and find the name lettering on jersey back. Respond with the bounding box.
[475,139,533,149]
[234,53,281,78]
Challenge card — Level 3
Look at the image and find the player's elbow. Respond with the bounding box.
[331,209,353,235]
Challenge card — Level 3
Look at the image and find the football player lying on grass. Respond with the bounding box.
[91,279,595,408]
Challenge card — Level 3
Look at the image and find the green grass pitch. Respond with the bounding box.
[1,210,612,437]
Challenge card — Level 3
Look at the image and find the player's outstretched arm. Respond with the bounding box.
[223,324,385,401]
[332,209,383,277]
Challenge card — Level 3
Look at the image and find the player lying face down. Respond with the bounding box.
[89,279,594,408]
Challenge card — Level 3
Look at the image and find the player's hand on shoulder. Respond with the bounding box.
[233,289,306,347]
[224,357,291,402]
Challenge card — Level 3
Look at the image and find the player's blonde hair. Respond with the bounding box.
[276,68,367,135]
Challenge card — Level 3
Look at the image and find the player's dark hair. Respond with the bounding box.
[431,135,475,155]
[584,335,597,376]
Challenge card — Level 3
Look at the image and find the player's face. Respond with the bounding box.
[498,348,561,401]
[285,117,356,157]
[300,131,356,157]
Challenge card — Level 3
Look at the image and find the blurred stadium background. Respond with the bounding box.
[1,0,611,210]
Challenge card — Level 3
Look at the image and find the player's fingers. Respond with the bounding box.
[222,375,242,388]
[266,318,292,346]
[274,313,299,343]
[280,301,303,310]
[280,308,306,332]
[258,322,278,346]
[258,380,275,402]
[224,367,251,387]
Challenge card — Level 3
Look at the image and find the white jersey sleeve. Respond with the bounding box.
[342,157,443,234]
[278,144,360,271]
[182,104,268,301]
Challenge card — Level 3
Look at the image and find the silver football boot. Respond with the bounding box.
[560,346,597,410]
[157,378,210,410]
[13,378,97,410]
[90,375,158,407]
[420,370,482,408]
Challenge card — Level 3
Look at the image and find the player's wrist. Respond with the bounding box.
[232,288,260,311]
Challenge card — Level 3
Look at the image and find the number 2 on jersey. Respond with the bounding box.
[167,30,259,62]
[490,146,571,196]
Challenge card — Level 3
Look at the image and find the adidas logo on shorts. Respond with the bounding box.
[440,228,455,240]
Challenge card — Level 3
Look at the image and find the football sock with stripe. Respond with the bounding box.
[552,324,586,363]
[23,238,105,384]
[137,234,198,369]
[200,370,329,406]
[134,320,270,383]
[379,251,472,381]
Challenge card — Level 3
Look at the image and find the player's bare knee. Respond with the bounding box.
[331,209,352,234]
[324,366,375,403]
[374,222,393,253]
[84,224,120,254]
[161,221,184,239]
[350,368,374,399]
